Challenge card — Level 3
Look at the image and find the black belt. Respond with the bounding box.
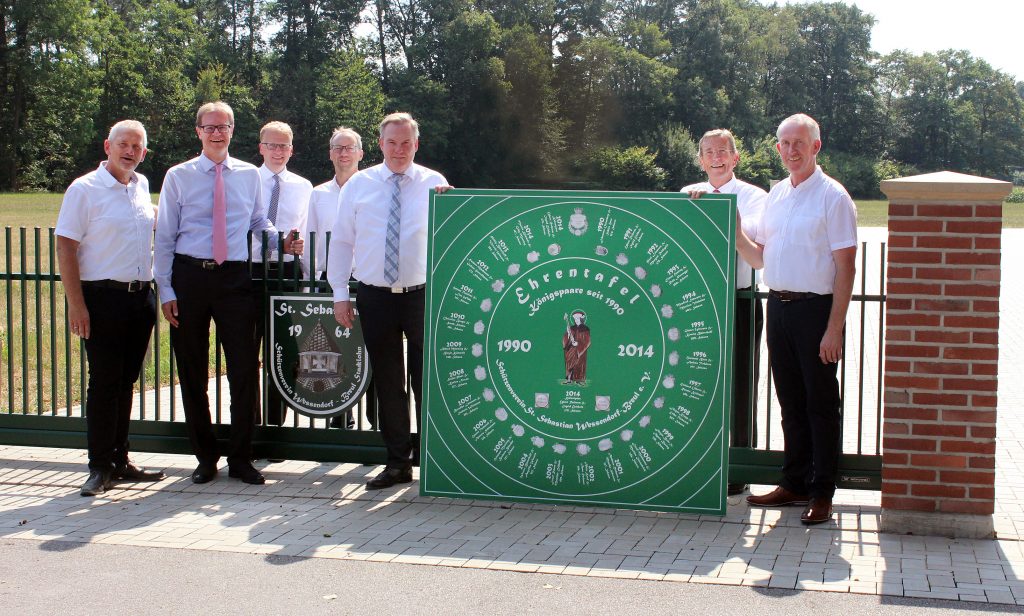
[768,289,824,302]
[81,279,151,293]
[360,282,426,294]
[175,254,245,270]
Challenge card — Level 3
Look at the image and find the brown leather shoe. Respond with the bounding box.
[746,486,809,507]
[800,497,833,525]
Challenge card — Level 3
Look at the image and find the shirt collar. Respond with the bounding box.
[199,152,235,173]
[376,162,416,181]
[711,175,738,193]
[790,165,823,191]
[259,164,288,181]
[97,161,137,188]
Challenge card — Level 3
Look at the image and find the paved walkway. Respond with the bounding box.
[1,229,1022,608]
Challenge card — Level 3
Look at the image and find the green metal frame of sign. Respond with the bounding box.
[421,189,737,514]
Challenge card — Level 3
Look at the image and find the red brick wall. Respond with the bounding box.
[882,197,1001,515]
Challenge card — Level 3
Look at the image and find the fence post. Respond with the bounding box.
[880,171,1010,538]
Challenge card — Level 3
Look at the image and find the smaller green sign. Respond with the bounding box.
[269,294,371,418]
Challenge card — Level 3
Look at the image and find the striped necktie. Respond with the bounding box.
[264,173,281,258]
[384,173,403,285]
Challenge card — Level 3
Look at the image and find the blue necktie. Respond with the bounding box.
[384,173,403,285]
[263,173,281,258]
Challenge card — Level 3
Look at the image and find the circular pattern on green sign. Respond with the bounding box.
[429,197,728,500]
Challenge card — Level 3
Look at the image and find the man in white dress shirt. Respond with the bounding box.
[302,127,364,282]
[56,120,165,496]
[155,101,303,486]
[681,128,767,497]
[736,114,857,525]
[328,112,450,489]
[251,121,312,426]
[303,127,364,430]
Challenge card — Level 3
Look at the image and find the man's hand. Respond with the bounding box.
[333,300,354,329]
[67,301,90,339]
[283,228,304,256]
[162,300,179,327]
[435,185,454,194]
[819,328,843,364]
[687,189,707,199]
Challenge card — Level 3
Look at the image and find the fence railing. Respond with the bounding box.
[0,227,886,486]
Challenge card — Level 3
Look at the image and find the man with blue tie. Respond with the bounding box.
[250,121,312,426]
[155,101,303,485]
[328,112,450,489]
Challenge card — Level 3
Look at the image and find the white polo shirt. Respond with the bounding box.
[755,166,858,295]
[301,177,342,278]
[250,165,312,265]
[55,162,155,283]
[681,176,767,289]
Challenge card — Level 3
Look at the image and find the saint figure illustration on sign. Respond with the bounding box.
[563,310,591,384]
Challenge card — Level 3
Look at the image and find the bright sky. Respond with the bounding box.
[782,0,1022,80]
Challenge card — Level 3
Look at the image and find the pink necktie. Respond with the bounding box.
[213,162,227,264]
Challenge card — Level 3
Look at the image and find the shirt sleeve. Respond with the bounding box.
[826,187,858,251]
[55,182,89,242]
[327,182,356,302]
[154,171,181,303]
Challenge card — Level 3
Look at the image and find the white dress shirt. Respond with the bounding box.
[250,165,312,265]
[681,175,767,288]
[302,178,342,278]
[755,166,858,295]
[55,162,154,283]
[155,153,272,302]
[327,162,448,301]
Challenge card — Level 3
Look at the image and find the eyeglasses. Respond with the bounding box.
[261,142,293,151]
[330,145,359,153]
[199,124,233,134]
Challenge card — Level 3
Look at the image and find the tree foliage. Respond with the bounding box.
[1,0,1022,195]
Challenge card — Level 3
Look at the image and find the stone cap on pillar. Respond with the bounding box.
[881,171,1012,203]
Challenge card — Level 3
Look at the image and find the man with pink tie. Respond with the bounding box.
[155,101,303,486]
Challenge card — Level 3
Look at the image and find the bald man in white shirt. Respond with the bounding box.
[56,120,165,496]
[682,128,768,497]
[736,114,857,525]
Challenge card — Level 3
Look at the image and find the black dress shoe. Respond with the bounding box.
[191,464,218,484]
[80,470,112,497]
[228,464,266,485]
[113,463,165,482]
[727,483,749,496]
[366,466,413,489]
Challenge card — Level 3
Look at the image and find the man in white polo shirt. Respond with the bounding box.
[328,112,451,489]
[682,128,768,497]
[736,113,857,525]
[56,120,165,496]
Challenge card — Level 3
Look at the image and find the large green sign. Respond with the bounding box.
[421,189,736,514]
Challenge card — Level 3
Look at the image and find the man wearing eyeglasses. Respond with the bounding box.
[302,127,364,282]
[250,121,313,427]
[155,101,304,486]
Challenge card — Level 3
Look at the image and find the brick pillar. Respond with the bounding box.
[880,171,1010,539]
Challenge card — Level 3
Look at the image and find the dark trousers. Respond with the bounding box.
[766,294,841,499]
[82,285,156,472]
[170,257,258,468]
[356,283,424,469]
[251,260,298,426]
[732,291,763,449]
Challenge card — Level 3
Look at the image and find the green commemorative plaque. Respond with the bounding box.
[269,294,371,418]
[421,189,736,514]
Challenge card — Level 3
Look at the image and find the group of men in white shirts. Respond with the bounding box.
[58,107,857,525]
